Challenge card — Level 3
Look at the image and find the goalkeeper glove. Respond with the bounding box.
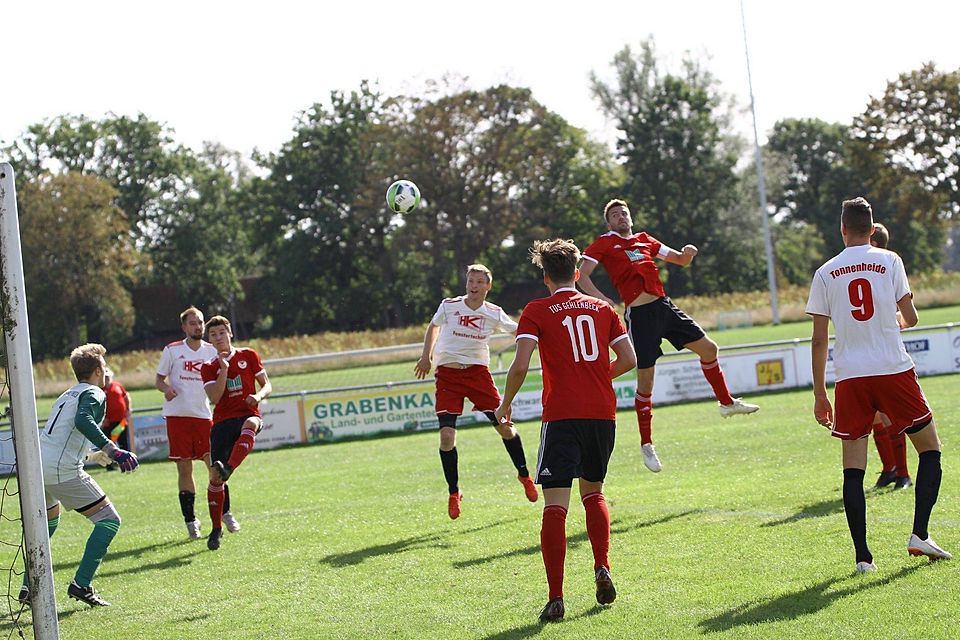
[102,442,139,473]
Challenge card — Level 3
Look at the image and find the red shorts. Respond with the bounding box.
[832,369,932,440]
[166,416,213,460]
[434,365,501,416]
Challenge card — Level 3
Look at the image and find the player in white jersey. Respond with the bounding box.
[806,197,950,573]
[20,344,139,607]
[415,264,538,519]
[155,307,239,539]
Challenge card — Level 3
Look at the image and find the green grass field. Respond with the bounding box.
[6,373,958,639]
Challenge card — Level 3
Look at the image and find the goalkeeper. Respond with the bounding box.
[19,344,139,608]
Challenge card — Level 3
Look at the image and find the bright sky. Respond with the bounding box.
[4,0,959,159]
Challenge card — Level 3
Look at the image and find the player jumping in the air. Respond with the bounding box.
[200,316,272,550]
[496,239,636,622]
[579,199,759,473]
[415,264,538,520]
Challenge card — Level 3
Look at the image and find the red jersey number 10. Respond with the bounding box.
[561,315,600,362]
[848,278,875,321]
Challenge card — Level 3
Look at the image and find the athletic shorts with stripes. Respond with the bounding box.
[535,419,616,489]
[626,297,705,369]
[44,471,107,512]
[832,368,933,440]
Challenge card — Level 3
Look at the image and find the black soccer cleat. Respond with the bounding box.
[213,461,233,482]
[207,527,223,551]
[17,585,30,605]
[595,566,617,605]
[874,470,897,489]
[539,597,565,622]
[67,581,110,607]
[894,476,913,490]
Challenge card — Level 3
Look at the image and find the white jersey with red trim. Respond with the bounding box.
[431,297,518,367]
[805,244,914,381]
[156,339,218,418]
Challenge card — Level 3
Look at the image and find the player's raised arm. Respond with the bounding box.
[662,243,698,266]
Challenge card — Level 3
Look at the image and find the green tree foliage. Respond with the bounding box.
[17,173,138,358]
[590,40,752,295]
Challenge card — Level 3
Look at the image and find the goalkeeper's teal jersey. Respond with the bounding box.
[39,383,109,483]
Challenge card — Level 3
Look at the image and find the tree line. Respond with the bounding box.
[3,40,958,360]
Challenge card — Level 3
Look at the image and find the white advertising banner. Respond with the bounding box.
[257,400,303,449]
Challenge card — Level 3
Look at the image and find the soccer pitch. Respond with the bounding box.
[11,374,959,639]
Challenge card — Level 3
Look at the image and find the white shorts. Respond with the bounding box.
[44,471,107,512]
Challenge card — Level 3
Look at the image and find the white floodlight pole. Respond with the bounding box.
[740,0,781,324]
[0,163,60,639]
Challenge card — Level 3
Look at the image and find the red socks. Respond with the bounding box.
[541,505,568,600]
[892,432,909,478]
[634,393,653,445]
[873,421,896,473]
[582,492,611,572]
[207,483,225,529]
[227,427,258,471]
[700,359,734,406]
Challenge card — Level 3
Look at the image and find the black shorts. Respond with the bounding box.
[210,416,253,465]
[535,419,616,488]
[626,297,705,368]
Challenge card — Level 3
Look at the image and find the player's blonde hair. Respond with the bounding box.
[603,199,629,221]
[466,264,493,284]
[180,306,204,325]
[530,239,580,283]
[871,223,890,249]
[70,343,106,382]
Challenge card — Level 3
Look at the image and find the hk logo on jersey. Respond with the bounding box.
[183,360,204,373]
[458,315,484,330]
[625,249,647,262]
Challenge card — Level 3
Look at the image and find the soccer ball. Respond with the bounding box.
[386,179,421,214]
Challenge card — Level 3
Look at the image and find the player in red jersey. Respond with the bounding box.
[807,197,950,572]
[200,315,272,551]
[102,367,133,453]
[579,199,759,473]
[867,223,911,490]
[157,307,241,539]
[495,239,636,622]
[415,264,537,519]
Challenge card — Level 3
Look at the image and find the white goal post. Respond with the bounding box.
[0,163,59,638]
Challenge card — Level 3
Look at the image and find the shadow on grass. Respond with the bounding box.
[698,564,922,633]
[319,519,519,567]
[479,603,607,640]
[761,489,892,527]
[453,509,701,569]
[52,538,195,572]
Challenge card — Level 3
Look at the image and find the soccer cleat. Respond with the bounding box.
[874,470,898,489]
[595,566,617,605]
[17,586,30,605]
[719,398,760,418]
[641,443,662,473]
[855,561,878,574]
[538,597,565,622]
[448,492,463,520]
[908,534,952,560]
[894,476,913,490]
[67,581,110,607]
[223,511,241,533]
[213,461,233,482]
[207,528,223,551]
[186,519,202,539]
[519,475,539,502]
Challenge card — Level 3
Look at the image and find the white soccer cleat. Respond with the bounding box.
[186,519,202,540]
[908,534,952,560]
[720,398,760,418]
[641,443,662,473]
[855,561,877,574]
[223,511,241,533]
